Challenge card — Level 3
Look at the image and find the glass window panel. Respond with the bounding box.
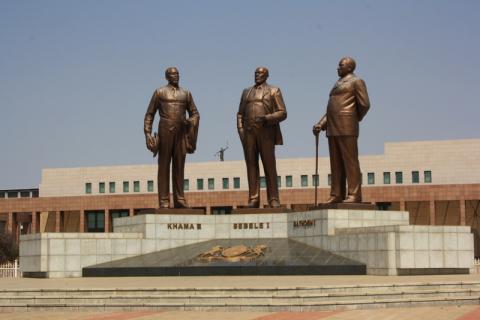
[184,179,189,191]
[109,182,115,193]
[286,175,293,188]
[96,213,105,228]
[328,174,331,186]
[312,174,319,187]
[208,178,214,190]
[260,176,266,188]
[383,172,391,184]
[133,181,140,192]
[197,178,204,190]
[233,177,240,189]
[277,176,281,188]
[147,180,154,192]
[424,170,432,183]
[99,182,105,194]
[87,213,96,229]
[412,171,419,183]
[123,181,129,192]
[222,178,229,189]
[85,183,92,194]
[301,175,308,187]
[395,172,403,184]
[367,173,375,185]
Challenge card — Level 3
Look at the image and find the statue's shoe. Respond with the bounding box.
[326,196,342,204]
[343,196,362,203]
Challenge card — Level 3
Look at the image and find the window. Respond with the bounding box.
[20,191,30,198]
[197,178,204,190]
[86,211,105,232]
[260,176,266,188]
[109,182,115,193]
[301,175,308,187]
[233,177,240,189]
[133,181,140,192]
[99,182,105,194]
[85,183,92,194]
[286,175,293,188]
[208,178,214,190]
[277,176,281,188]
[383,172,391,184]
[111,211,129,220]
[147,180,154,192]
[184,179,189,191]
[328,174,331,186]
[367,173,375,185]
[312,174,319,187]
[123,181,129,193]
[395,172,403,184]
[222,178,229,189]
[424,170,432,183]
[412,171,419,184]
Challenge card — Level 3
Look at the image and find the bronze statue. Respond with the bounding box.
[144,67,200,208]
[237,67,287,208]
[313,57,370,203]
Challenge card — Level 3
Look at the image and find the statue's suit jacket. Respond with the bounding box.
[237,83,287,145]
[144,85,200,154]
[319,73,370,136]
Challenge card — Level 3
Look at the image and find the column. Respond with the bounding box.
[400,200,406,211]
[79,210,85,233]
[460,199,466,226]
[7,212,13,234]
[104,209,110,233]
[206,205,211,215]
[55,211,61,232]
[129,208,134,217]
[429,200,436,225]
[31,212,37,234]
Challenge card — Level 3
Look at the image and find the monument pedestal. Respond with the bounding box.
[20,208,475,278]
[309,202,375,210]
[232,207,292,214]
[138,208,205,215]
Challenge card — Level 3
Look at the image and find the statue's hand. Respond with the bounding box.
[312,124,324,136]
[145,134,157,152]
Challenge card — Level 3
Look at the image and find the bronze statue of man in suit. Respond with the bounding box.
[144,67,200,208]
[313,57,370,203]
[237,67,287,208]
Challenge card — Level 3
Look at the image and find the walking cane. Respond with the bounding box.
[314,132,319,206]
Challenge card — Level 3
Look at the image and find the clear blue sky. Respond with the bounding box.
[1,0,479,189]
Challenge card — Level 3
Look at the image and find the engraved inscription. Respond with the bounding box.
[293,219,316,228]
[233,222,270,230]
[167,223,202,230]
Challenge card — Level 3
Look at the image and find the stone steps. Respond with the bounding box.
[1,282,480,311]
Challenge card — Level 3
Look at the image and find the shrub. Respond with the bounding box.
[0,233,18,263]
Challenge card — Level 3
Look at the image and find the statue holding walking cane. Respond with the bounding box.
[144,67,200,209]
[313,57,370,204]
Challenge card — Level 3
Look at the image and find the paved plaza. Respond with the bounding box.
[2,275,480,319]
[1,306,480,320]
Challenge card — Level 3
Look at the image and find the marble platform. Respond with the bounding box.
[20,209,474,278]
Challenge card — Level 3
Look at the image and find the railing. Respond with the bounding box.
[0,259,22,278]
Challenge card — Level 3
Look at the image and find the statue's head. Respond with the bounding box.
[337,57,356,77]
[255,67,269,86]
[165,67,180,86]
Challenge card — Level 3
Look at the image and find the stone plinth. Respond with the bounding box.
[231,207,293,214]
[20,209,475,278]
[310,203,376,210]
